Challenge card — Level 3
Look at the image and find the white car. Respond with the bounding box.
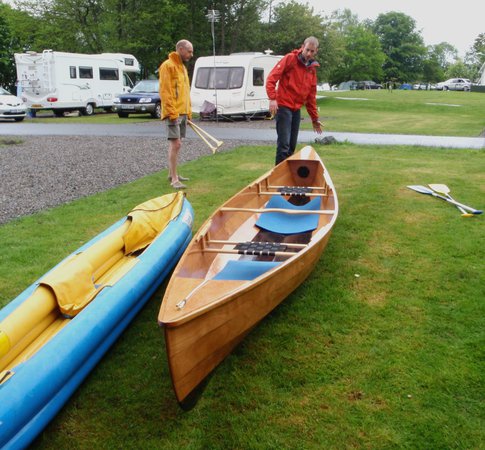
[435,78,472,91]
[0,87,27,121]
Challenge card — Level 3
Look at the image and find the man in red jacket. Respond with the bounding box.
[266,36,323,165]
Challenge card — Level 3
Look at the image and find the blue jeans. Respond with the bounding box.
[275,106,301,165]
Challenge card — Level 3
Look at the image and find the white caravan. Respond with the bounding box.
[15,50,140,116]
[190,52,282,119]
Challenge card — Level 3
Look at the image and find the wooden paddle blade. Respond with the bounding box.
[428,184,450,195]
[407,185,434,195]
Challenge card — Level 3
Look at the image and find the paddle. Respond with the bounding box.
[407,185,482,214]
[428,184,475,218]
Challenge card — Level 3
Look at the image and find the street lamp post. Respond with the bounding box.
[206,9,220,121]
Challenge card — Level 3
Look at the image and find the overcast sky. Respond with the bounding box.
[307,0,484,57]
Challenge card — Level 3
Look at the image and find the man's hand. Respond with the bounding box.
[269,99,278,116]
[313,120,323,134]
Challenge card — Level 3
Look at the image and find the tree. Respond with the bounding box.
[328,24,385,83]
[0,9,13,88]
[0,2,41,89]
[372,12,426,82]
[472,33,485,62]
[210,0,267,54]
[261,1,326,55]
[445,59,479,81]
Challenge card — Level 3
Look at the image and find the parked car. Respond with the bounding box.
[0,87,27,122]
[412,83,437,90]
[435,78,472,91]
[356,80,383,90]
[113,79,161,118]
[337,80,358,90]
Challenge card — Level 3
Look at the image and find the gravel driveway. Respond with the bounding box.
[0,132,270,224]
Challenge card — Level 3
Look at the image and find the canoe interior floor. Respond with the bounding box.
[0,315,68,376]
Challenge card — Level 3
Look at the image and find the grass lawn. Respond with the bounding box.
[1,143,483,449]
[310,90,485,137]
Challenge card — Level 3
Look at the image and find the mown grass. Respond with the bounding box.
[26,90,485,138]
[309,90,485,137]
[1,144,483,449]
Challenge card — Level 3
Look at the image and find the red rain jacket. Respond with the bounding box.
[266,49,319,122]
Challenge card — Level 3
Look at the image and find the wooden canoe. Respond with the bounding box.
[158,146,339,409]
[0,193,193,449]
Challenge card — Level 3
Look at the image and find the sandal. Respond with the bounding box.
[171,180,187,189]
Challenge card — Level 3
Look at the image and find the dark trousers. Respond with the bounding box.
[275,106,301,165]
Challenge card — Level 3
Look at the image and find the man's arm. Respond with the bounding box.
[266,55,290,116]
[305,83,323,134]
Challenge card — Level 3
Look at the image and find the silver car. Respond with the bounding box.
[435,78,472,91]
[0,87,27,121]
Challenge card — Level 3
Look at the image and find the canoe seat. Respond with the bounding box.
[214,260,280,281]
[255,195,321,235]
[234,241,287,256]
[277,186,312,196]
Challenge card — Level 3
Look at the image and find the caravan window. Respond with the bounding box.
[70,66,77,79]
[253,68,264,86]
[100,68,119,80]
[123,73,135,88]
[79,66,93,79]
[195,67,244,89]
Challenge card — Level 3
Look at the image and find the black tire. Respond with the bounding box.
[53,109,65,117]
[443,86,449,91]
[81,103,95,116]
[14,117,25,122]
[118,112,129,118]
[151,103,161,119]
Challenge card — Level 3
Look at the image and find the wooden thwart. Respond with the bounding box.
[220,207,335,215]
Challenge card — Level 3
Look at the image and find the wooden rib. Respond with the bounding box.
[203,248,295,257]
[207,239,307,249]
[257,190,327,198]
[220,207,335,215]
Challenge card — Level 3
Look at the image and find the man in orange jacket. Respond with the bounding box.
[159,40,193,189]
[266,36,323,165]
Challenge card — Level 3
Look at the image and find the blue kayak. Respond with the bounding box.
[0,192,193,449]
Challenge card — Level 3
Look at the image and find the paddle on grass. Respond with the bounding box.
[407,185,482,214]
[428,184,475,218]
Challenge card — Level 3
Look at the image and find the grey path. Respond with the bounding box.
[1,120,484,149]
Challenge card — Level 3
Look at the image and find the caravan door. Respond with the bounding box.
[244,65,269,115]
[244,56,282,116]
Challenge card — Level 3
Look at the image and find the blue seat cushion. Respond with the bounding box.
[214,260,280,281]
[255,195,320,235]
